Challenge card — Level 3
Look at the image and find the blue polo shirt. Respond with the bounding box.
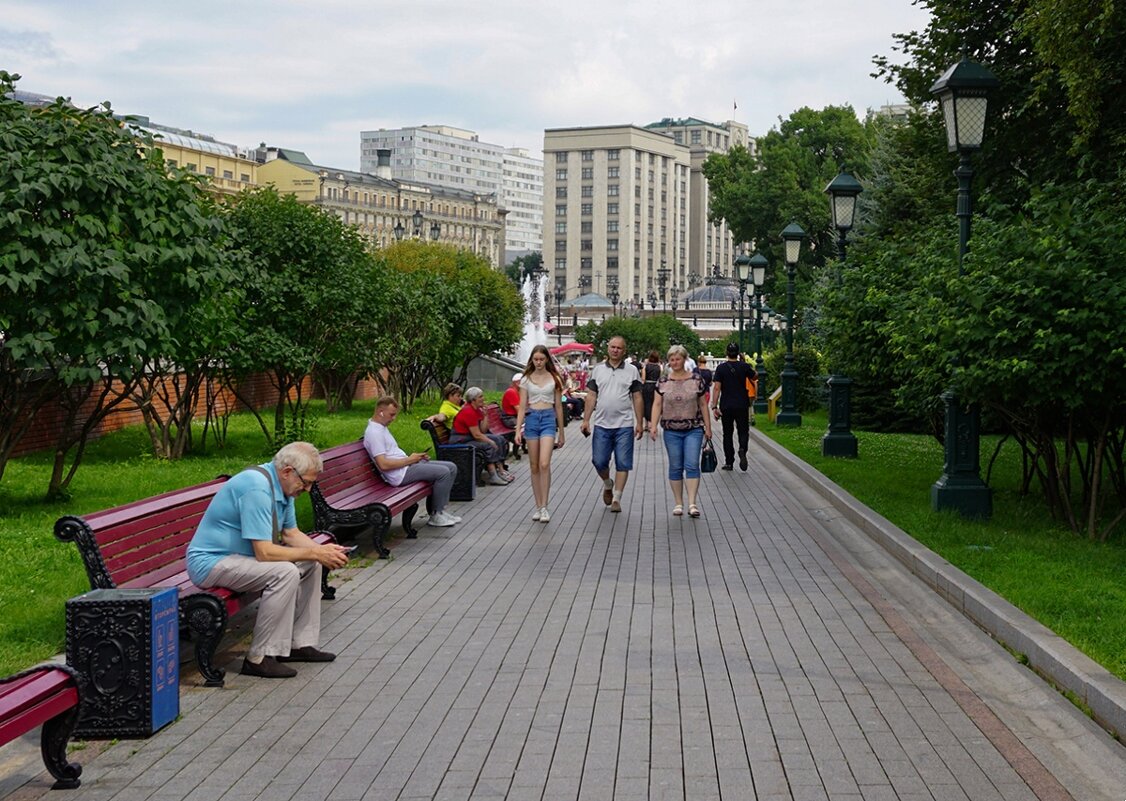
[186,462,296,585]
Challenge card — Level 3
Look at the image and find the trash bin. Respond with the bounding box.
[66,587,179,738]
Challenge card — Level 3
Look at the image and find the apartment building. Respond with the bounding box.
[132,117,259,198]
[543,126,692,305]
[258,148,506,267]
[501,147,544,262]
[643,117,750,279]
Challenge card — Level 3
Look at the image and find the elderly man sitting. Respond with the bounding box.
[186,442,351,679]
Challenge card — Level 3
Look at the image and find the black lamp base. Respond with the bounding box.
[822,432,858,458]
[931,478,993,519]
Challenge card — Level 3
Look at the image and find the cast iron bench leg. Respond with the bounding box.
[182,594,228,687]
[403,503,420,539]
[41,705,83,789]
[321,567,336,600]
[372,508,392,559]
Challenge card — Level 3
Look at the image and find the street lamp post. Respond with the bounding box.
[733,251,751,355]
[393,220,405,241]
[554,288,564,345]
[647,289,657,314]
[749,252,769,416]
[429,220,441,241]
[776,223,805,426]
[670,285,679,317]
[411,209,424,238]
[608,276,619,316]
[928,54,998,519]
[821,171,863,458]
[657,262,670,312]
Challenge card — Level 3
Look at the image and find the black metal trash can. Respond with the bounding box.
[66,587,179,738]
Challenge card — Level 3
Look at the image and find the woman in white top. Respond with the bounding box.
[514,344,566,522]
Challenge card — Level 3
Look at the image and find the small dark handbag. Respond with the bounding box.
[700,438,718,473]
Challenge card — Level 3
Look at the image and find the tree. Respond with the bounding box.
[505,251,543,285]
[0,72,227,493]
[223,188,376,444]
[576,316,702,364]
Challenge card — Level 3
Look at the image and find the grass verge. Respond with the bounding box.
[759,410,1126,683]
[0,396,444,675]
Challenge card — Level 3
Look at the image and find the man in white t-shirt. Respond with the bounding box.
[363,396,461,527]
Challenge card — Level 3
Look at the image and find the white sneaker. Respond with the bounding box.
[539,507,550,523]
[427,511,458,527]
[531,508,542,522]
[487,473,509,486]
[436,511,462,523]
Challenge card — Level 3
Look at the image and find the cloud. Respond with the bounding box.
[0,0,932,169]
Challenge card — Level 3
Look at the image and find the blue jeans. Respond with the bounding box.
[524,408,557,439]
[591,425,635,473]
[663,427,704,480]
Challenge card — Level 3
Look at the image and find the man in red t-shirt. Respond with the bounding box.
[501,373,521,428]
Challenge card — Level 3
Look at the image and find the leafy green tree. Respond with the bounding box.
[576,316,702,363]
[223,187,375,444]
[0,72,226,493]
[505,251,543,285]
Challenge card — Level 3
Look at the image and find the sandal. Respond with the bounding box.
[672,504,684,516]
[688,504,701,518]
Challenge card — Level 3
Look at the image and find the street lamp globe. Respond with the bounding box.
[393,221,405,241]
[430,221,441,241]
[411,209,424,237]
[781,223,806,266]
[749,252,767,288]
[930,55,999,152]
[825,171,863,234]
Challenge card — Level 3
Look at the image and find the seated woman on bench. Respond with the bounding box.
[364,396,462,528]
[431,383,463,425]
[450,387,514,486]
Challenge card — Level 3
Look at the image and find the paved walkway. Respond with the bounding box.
[4,428,1125,800]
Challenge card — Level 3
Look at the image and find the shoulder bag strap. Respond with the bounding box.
[248,465,281,544]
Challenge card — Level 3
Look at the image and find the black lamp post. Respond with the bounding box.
[928,54,998,519]
[608,275,620,317]
[554,288,564,344]
[647,289,657,313]
[776,223,805,426]
[670,284,679,316]
[393,220,405,241]
[733,251,751,355]
[657,262,670,312]
[749,252,769,415]
[411,209,424,238]
[429,220,441,241]
[821,171,863,458]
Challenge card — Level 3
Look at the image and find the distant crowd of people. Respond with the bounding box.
[185,336,759,679]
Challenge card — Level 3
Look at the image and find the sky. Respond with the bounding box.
[2,0,932,170]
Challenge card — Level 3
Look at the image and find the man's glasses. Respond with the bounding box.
[289,466,315,491]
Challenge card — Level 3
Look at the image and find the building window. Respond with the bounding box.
[608,167,619,178]
[608,239,618,251]
[556,169,567,181]
[607,203,618,215]
[555,152,568,163]
[581,240,592,251]
[581,203,593,216]
[581,258,593,269]
[204,166,216,176]
[607,220,619,232]
[166,158,177,167]
[556,204,567,216]
[556,187,567,198]
[555,240,567,252]
[607,257,619,270]
[240,173,250,182]
[556,258,566,270]
[691,130,701,144]
[581,167,593,180]
[607,149,619,160]
[674,132,682,143]
[186,163,197,172]
[581,221,592,234]
[222,170,233,179]
[581,186,593,197]
[635,167,642,179]
[555,222,567,234]
[607,184,619,196]
[581,150,594,161]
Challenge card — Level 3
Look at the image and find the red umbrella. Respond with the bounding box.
[550,343,594,356]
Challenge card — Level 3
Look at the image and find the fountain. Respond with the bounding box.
[514,272,549,365]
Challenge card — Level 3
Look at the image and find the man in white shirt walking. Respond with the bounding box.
[581,335,644,513]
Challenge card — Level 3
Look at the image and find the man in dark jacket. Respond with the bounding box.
[710,342,757,471]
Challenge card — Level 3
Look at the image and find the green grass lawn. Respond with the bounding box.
[0,396,443,675]
[760,410,1126,682]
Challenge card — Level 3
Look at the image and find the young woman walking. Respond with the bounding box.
[649,344,712,518]
[514,344,566,522]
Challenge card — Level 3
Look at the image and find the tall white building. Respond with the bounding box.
[544,117,750,306]
[360,126,543,263]
[501,147,544,262]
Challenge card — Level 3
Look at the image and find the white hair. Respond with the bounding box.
[273,441,323,475]
[464,386,484,402]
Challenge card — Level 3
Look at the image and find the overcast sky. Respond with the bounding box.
[2,0,931,170]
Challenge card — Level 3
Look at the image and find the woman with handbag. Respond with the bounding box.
[649,344,713,518]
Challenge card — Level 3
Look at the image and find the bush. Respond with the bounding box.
[763,345,824,412]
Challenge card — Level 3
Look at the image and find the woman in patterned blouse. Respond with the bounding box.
[648,344,713,518]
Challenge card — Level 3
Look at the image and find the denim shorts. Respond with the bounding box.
[591,425,635,473]
[524,407,557,440]
[662,426,704,480]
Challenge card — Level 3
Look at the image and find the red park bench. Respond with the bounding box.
[0,665,84,789]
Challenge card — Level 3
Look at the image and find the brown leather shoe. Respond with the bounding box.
[240,656,297,678]
[602,486,613,506]
[276,646,336,663]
